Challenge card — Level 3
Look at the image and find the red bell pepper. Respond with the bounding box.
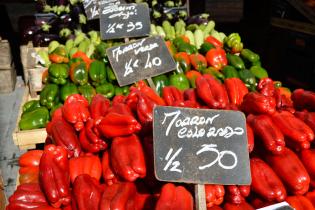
[205,184,225,207]
[99,181,137,210]
[39,145,71,208]
[69,153,102,183]
[162,86,184,106]
[89,94,110,120]
[249,197,275,209]
[189,53,207,71]
[185,70,202,88]
[196,74,229,109]
[62,100,90,131]
[265,147,310,195]
[246,123,254,153]
[295,111,315,133]
[223,201,255,210]
[46,118,81,158]
[292,88,315,111]
[72,174,102,210]
[250,157,287,202]
[111,134,146,182]
[306,191,315,207]
[300,149,315,188]
[274,88,294,112]
[112,95,127,105]
[64,94,89,106]
[6,183,59,210]
[224,78,248,106]
[155,183,193,210]
[257,78,275,97]
[271,111,314,143]
[225,185,250,204]
[19,150,43,184]
[133,80,166,106]
[241,92,276,115]
[286,196,314,210]
[174,52,191,72]
[101,150,119,186]
[165,40,177,57]
[208,206,223,210]
[206,47,227,70]
[247,114,285,154]
[205,36,223,48]
[79,119,107,153]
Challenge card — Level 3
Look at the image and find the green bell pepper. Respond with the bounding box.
[199,42,215,55]
[40,84,59,109]
[78,84,96,103]
[249,65,268,79]
[222,65,239,78]
[152,74,170,96]
[22,100,41,114]
[226,53,245,70]
[48,63,69,85]
[114,85,130,96]
[70,62,88,86]
[169,73,190,91]
[177,42,198,54]
[89,60,107,85]
[60,83,79,102]
[19,107,50,130]
[202,67,225,82]
[106,66,117,82]
[239,69,257,91]
[240,49,260,63]
[96,83,115,99]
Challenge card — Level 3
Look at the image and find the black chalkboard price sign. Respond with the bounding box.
[153,106,251,185]
[106,36,176,86]
[83,0,99,20]
[99,3,150,40]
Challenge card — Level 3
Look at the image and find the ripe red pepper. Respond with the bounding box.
[155,183,193,210]
[162,86,184,106]
[223,201,255,210]
[39,145,71,208]
[111,134,146,182]
[247,114,285,154]
[174,52,191,72]
[133,80,166,106]
[6,183,59,210]
[225,185,250,204]
[69,153,102,183]
[206,47,227,70]
[189,53,207,71]
[101,150,118,186]
[274,88,294,112]
[257,78,275,97]
[185,70,202,88]
[292,88,315,111]
[79,119,107,153]
[300,149,315,188]
[89,94,110,120]
[205,36,223,48]
[265,147,310,195]
[19,150,43,184]
[246,123,254,153]
[241,92,276,115]
[46,118,81,158]
[286,196,314,210]
[72,174,102,210]
[205,184,225,207]
[97,106,141,139]
[224,78,248,106]
[99,181,137,210]
[306,191,315,207]
[62,99,90,131]
[271,111,314,143]
[295,111,315,133]
[196,74,229,109]
[208,206,223,210]
[250,157,287,202]
[249,197,275,209]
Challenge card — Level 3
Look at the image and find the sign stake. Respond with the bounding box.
[195,184,206,210]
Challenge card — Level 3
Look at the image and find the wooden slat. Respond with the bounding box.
[286,0,315,24]
[195,184,207,210]
[271,17,315,35]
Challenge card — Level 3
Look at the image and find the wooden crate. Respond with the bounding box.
[12,87,47,150]
[0,171,6,209]
[0,67,16,94]
[0,39,12,69]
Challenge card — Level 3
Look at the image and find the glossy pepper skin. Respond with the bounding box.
[174,52,191,72]
[78,84,96,104]
[300,149,315,188]
[69,61,88,86]
[162,86,184,106]
[19,107,50,130]
[265,147,310,195]
[62,94,90,131]
[223,201,254,210]
[111,134,146,181]
[247,114,285,154]
[205,184,225,207]
[72,51,93,69]
[185,70,202,88]
[19,150,43,184]
[46,118,81,158]
[206,47,228,70]
[99,181,137,210]
[224,78,248,106]
[205,36,223,48]
[40,84,60,109]
[133,80,166,106]
[89,60,106,85]
[152,74,170,96]
[69,153,102,183]
[240,92,276,115]
[286,196,314,210]
[225,185,250,204]
[155,183,193,210]
[292,89,315,111]
[224,33,243,54]
[39,145,71,208]
[72,174,102,210]
[189,53,207,71]
[101,150,118,186]
[169,72,190,91]
[271,111,314,144]
[49,46,69,64]
[246,123,254,153]
[48,63,69,85]
[6,183,59,210]
[196,74,229,109]
[90,94,110,120]
[240,48,260,63]
[202,67,225,82]
[23,100,41,113]
[60,83,79,102]
[295,111,315,133]
[306,191,315,207]
[226,53,245,70]
[250,157,287,202]
[257,78,275,97]
[96,83,115,99]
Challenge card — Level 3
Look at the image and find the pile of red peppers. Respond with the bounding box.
[8,75,315,210]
